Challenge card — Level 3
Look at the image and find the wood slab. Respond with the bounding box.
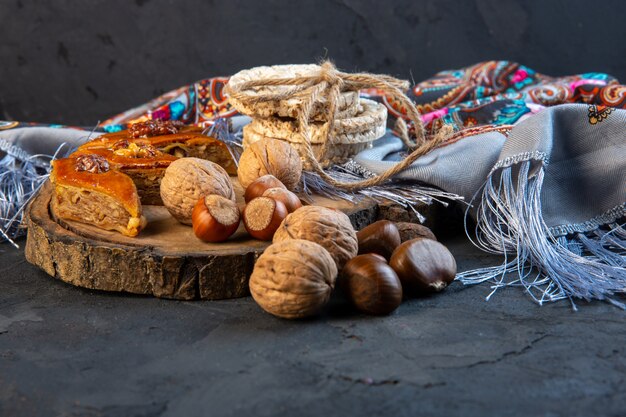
[24,180,384,301]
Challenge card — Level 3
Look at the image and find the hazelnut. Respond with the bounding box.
[356,220,401,260]
[389,239,457,294]
[262,187,302,213]
[237,137,302,191]
[243,197,288,241]
[340,254,402,315]
[395,222,437,242]
[192,195,240,243]
[249,239,337,319]
[160,158,235,225]
[273,206,358,269]
[244,174,286,203]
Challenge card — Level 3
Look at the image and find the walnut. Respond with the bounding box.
[273,206,358,269]
[112,139,131,150]
[113,142,159,158]
[129,119,184,138]
[160,157,235,225]
[249,239,337,319]
[237,137,302,191]
[75,154,109,173]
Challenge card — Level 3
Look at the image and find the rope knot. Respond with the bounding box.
[319,61,344,90]
[227,60,447,191]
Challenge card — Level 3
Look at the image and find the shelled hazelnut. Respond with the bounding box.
[243,197,288,241]
[341,254,402,316]
[390,238,457,294]
[192,195,240,243]
[356,220,401,260]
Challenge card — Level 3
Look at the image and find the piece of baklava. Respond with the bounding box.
[80,120,237,174]
[50,154,147,237]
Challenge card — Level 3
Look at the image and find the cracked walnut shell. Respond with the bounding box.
[160,158,235,225]
[249,239,337,319]
[237,137,302,191]
[273,206,358,269]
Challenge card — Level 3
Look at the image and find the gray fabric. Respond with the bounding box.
[356,103,626,238]
[492,104,626,234]
[356,131,506,203]
[0,127,100,156]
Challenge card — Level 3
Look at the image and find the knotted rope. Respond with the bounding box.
[229,61,448,191]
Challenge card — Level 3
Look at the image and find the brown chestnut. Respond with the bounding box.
[243,196,288,241]
[364,253,386,263]
[389,238,457,294]
[341,254,402,315]
[356,220,401,260]
[395,222,437,242]
[244,175,287,203]
[262,187,303,213]
[192,195,241,243]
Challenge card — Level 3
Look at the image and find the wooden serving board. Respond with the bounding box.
[24,180,384,301]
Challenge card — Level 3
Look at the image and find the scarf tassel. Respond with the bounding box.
[457,160,626,310]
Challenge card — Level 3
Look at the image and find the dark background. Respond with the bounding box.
[1,0,625,125]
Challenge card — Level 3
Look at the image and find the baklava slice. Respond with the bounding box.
[50,154,146,237]
[80,120,237,174]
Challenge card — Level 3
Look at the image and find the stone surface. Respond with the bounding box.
[1,235,625,416]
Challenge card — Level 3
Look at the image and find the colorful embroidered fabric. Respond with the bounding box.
[101,77,235,132]
[382,60,626,133]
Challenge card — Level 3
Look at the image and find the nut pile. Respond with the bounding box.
[159,155,457,320]
[160,148,303,243]
[251,215,457,320]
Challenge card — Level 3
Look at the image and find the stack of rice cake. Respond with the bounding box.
[226,64,388,169]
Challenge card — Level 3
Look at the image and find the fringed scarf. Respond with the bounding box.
[457,105,626,309]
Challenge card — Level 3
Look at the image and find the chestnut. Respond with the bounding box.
[341,254,402,315]
[244,175,287,203]
[364,253,386,263]
[262,187,303,213]
[356,220,401,260]
[192,195,241,243]
[389,238,457,294]
[395,222,437,242]
[243,196,288,241]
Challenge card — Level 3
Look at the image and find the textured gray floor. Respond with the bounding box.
[1,236,625,417]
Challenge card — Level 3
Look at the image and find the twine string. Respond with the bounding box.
[229,61,447,191]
